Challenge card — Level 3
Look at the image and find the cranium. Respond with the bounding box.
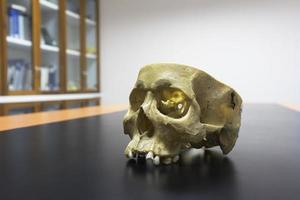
[123,63,242,165]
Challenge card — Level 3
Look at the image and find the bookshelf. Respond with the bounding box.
[40,0,60,92]
[0,0,100,116]
[84,0,98,91]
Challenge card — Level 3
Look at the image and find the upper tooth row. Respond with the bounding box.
[128,151,179,165]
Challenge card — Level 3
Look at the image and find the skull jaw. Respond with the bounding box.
[125,133,184,158]
[124,127,208,159]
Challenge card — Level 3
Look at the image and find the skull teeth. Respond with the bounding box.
[128,150,135,159]
[153,156,160,165]
[127,151,180,166]
[146,151,154,160]
[172,155,179,163]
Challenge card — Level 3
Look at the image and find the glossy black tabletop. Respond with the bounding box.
[0,104,300,200]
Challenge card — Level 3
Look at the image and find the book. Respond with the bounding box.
[7,4,27,39]
[48,65,58,90]
[8,7,19,38]
[7,60,16,90]
[40,67,50,91]
[8,59,31,91]
[24,63,32,90]
[7,66,15,87]
[41,27,57,46]
[14,60,23,90]
[18,13,25,39]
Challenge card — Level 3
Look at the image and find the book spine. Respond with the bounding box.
[8,8,19,38]
[13,9,20,38]
[8,4,27,38]
[14,60,21,90]
[19,60,26,90]
[24,63,32,90]
[49,65,57,90]
[8,9,14,36]
[19,14,25,39]
[41,67,50,91]
[7,60,15,90]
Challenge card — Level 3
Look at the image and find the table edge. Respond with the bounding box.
[0,104,128,132]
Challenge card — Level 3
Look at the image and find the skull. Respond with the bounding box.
[123,64,242,165]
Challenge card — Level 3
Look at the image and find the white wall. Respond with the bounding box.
[100,0,300,105]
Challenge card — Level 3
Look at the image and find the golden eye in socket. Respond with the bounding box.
[158,88,190,118]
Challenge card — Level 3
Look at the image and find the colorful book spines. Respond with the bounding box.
[7,5,26,39]
[8,8,19,38]
[8,59,32,91]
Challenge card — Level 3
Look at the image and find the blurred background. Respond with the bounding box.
[101,0,300,104]
[0,0,299,115]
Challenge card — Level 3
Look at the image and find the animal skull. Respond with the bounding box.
[123,64,242,165]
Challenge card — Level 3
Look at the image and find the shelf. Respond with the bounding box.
[40,0,58,11]
[66,10,80,20]
[86,18,96,26]
[41,44,59,52]
[7,36,32,48]
[0,93,101,103]
[66,49,80,56]
[86,53,97,59]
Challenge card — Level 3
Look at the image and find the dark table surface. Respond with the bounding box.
[0,104,300,200]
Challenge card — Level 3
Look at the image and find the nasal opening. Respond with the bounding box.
[137,108,154,137]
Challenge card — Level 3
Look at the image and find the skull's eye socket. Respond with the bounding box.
[129,88,147,111]
[157,88,190,118]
